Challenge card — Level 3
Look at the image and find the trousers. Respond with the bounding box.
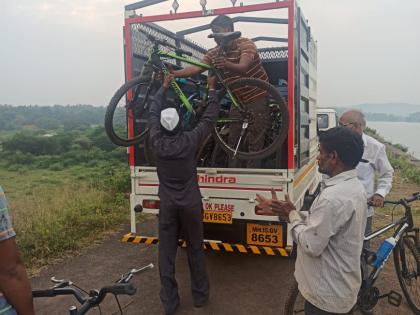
[158,201,209,314]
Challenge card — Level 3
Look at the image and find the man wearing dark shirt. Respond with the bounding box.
[149,75,219,315]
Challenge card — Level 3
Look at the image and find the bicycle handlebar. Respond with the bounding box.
[118,263,154,283]
[368,192,420,207]
[383,192,420,205]
[32,263,153,315]
[32,287,85,304]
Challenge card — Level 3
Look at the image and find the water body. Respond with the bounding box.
[367,121,420,159]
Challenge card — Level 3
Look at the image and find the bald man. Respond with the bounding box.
[339,110,393,238]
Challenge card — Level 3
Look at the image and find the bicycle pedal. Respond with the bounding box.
[387,291,402,307]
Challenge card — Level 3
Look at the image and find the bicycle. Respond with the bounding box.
[284,193,420,315]
[32,263,153,315]
[104,31,289,161]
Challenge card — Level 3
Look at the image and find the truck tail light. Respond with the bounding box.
[142,199,160,209]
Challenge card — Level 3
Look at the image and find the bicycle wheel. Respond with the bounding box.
[394,237,420,314]
[284,281,305,315]
[213,78,289,161]
[196,134,228,167]
[105,75,154,147]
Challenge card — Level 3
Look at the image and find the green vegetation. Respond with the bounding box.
[387,153,420,185]
[0,105,131,270]
[5,169,129,268]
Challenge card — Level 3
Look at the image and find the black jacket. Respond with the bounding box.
[149,87,219,207]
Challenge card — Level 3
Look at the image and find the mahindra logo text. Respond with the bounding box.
[197,174,237,184]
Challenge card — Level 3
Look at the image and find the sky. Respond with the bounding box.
[0,0,419,107]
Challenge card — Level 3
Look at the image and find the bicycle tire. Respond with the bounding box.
[284,281,305,315]
[105,75,152,147]
[394,237,420,314]
[213,78,289,161]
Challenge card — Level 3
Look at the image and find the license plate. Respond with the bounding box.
[203,210,233,224]
[246,223,283,247]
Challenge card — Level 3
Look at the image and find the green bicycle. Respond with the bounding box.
[105,31,289,160]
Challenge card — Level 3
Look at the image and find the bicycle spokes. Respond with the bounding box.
[212,78,289,160]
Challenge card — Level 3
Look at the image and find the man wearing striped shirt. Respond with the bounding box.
[172,15,270,166]
[256,127,367,314]
[0,186,34,315]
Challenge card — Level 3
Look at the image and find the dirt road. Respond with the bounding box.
[31,216,414,315]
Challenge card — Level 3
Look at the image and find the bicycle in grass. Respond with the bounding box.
[104,31,289,161]
[284,192,420,314]
[32,263,153,315]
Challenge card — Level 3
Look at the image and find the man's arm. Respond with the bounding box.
[255,190,337,257]
[289,198,352,257]
[185,89,219,146]
[0,238,34,315]
[374,144,394,198]
[172,49,215,78]
[148,83,168,143]
[214,54,254,75]
[213,39,257,75]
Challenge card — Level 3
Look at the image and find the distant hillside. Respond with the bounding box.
[332,103,420,122]
[337,103,420,117]
[0,105,106,131]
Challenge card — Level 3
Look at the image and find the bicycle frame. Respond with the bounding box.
[146,45,241,114]
[363,199,417,285]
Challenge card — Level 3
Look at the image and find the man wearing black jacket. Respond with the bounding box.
[149,75,219,315]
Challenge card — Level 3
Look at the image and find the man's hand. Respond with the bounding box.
[166,63,175,74]
[255,189,296,220]
[162,74,174,89]
[207,75,217,90]
[212,56,228,70]
[369,194,385,207]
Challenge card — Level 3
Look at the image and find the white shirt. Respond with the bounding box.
[356,133,393,217]
[289,170,367,313]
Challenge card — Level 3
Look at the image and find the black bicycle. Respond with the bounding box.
[32,263,153,315]
[105,31,288,161]
[284,193,420,314]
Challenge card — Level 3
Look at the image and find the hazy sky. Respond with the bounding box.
[1,0,419,107]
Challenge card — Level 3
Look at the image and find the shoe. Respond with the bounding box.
[194,297,209,308]
[361,309,374,315]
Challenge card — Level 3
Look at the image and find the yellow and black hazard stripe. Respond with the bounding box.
[122,233,291,257]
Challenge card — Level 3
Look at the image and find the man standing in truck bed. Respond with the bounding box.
[172,14,270,166]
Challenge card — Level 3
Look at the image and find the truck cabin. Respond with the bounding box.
[316,108,338,131]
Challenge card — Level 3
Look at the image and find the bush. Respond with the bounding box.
[11,183,129,267]
[388,151,420,184]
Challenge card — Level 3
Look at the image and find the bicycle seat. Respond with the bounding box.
[208,31,241,43]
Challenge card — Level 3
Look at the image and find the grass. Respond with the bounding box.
[1,166,130,272]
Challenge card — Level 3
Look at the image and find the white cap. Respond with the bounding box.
[160,108,180,131]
